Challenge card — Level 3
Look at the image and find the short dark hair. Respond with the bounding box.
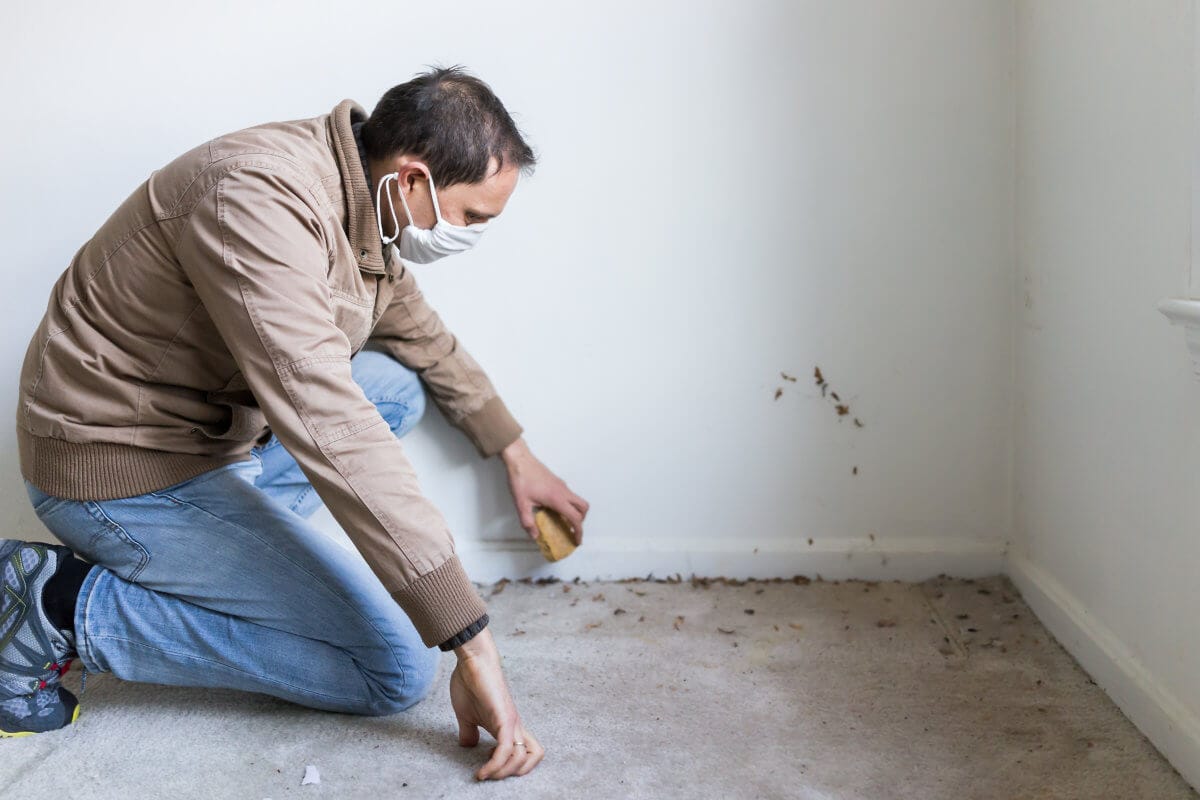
[361,65,537,188]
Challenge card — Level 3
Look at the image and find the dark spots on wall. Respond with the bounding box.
[813,365,866,427]
[774,366,868,444]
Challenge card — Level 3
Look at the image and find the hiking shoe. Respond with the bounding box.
[0,541,81,736]
[0,687,80,737]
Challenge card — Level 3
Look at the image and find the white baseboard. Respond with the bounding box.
[454,535,1006,584]
[1007,553,1200,792]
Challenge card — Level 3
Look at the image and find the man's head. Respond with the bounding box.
[362,65,536,247]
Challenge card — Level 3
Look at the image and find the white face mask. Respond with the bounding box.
[375,169,489,264]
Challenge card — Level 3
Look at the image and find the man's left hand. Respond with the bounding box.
[499,437,589,545]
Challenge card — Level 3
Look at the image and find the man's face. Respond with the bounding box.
[388,155,520,233]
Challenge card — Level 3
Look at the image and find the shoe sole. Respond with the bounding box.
[0,703,81,737]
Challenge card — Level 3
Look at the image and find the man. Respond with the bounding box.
[2,66,587,783]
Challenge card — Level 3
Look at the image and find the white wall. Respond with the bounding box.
[1011,0,1200,786]
[2,1,1016,582]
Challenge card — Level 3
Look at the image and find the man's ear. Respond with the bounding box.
[399,162,430,194]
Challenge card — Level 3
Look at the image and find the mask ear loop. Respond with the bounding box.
[395,167,489,233]
[395,176,420,231]
[376,172,401,245]
[397,167,444,226]
[425,172,445,224]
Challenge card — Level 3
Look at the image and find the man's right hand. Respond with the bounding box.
[449,627,544,780]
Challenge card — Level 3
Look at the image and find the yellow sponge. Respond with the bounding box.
[534,507,577,562]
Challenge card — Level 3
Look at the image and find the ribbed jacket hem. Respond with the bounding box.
[17,427,250,501]
[390,554,489,648]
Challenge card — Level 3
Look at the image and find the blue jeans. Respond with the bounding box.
[22,348,441,715]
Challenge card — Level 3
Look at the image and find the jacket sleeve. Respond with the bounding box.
[367,258,523,458]
[175,162,487,648]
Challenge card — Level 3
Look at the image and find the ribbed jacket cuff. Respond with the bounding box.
[459,396,523,458]
[390,554,489,648]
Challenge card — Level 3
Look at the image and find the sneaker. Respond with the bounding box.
[0,541,81,736]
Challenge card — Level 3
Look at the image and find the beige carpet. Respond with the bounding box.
[0,574,1193,799]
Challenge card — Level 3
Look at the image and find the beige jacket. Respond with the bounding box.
[15,99,522,647]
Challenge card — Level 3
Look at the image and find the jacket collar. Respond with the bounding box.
[328,98,391,276]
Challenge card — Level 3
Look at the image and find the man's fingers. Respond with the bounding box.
[492,727,537,780]
[492,745,526,780]
[558,501,585,545]
[515,733,545,776]
[518,504,537,540]
[458,718,479,748]
[568,495,589,522]
[477,727,516,781]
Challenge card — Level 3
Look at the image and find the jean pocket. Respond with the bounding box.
[79,501,151,582]
[32,494,152,584]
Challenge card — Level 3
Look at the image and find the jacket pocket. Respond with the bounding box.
[201,371,267,441]
[330,288,376,354]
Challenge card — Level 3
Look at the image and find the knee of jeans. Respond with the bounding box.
[377,392,426,440]
[363,647,440,716]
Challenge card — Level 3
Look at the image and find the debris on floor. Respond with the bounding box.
[8,574,1194,800]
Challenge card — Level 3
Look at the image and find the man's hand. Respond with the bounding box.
[500,437,589,546]
[450,628,544,780]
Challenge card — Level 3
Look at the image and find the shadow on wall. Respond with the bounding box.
[405,390,520,543]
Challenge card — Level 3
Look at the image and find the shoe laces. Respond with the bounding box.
[35,656,87,698]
